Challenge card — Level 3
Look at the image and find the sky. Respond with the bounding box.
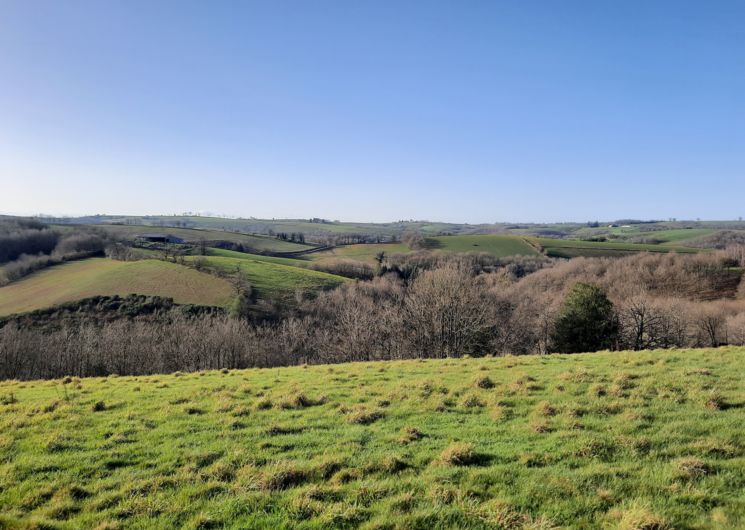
[1,1,744,223]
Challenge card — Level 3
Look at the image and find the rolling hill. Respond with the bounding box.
[426,235,540,256]
[308,243,411,264]
[47,214,745,241]
[59,224,312,253]
[0,347,743,528]
[532,237,702,258]
[0,259,235,316]
[308,236,539,264]
[185,255,348,303]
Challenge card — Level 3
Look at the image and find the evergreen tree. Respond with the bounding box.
[552,283,618,353]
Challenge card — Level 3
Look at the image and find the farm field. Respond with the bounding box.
[185,255,348,302]
[309,236,539,264]
[650,229,717,245]
[78,216,484,238]
[64,224,312,253]
[48,215,745,242]
[0,259,234,316]
[1,347,744,528]
[308,243,411,264]
[532,237,702,258]
[206,248,312,268]
[427,235,540,257]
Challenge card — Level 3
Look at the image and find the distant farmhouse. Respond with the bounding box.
[137,233,184,244]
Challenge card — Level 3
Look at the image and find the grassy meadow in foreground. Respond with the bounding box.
[1,348,744,529]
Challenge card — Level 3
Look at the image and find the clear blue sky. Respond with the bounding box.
[1,1,743,223]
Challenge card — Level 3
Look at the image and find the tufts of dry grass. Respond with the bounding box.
[474,375,495,389]
[675,457,711,479]
[439,442,478,466]
[345,407,385,425]
[610,503,670,530]
[398,426,424,444]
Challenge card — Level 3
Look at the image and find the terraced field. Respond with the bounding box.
[0,259,234,316]
[1,347,744,528]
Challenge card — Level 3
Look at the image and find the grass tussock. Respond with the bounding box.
[474,375,495,389]
[345,407,385,425]
[0,347,744,528]
[439,442,477,466]
[398,426,424,444]
[675,457,711,478]
[610,503,670,530]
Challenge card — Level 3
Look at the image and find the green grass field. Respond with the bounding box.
[0,259,234,316]
[185,255,348,302]
[309,236,538,264]
[308,243,411,264]
[206,248,312,268]
[312,234,700,264]
[532,238,702,258]
[649,229,717,245]
[427,235,540,257]
[1,347,744,528]
[67,225,312,252]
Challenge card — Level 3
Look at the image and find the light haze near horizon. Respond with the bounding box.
[1,1,744,223]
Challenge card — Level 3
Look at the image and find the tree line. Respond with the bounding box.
[0,219,115,285]
[2,247,745,380]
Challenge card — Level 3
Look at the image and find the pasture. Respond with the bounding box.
[308,243,411,264]
[0,347,744,528]
[309,236,539,264]
[0,259,234,316]
[532,238,702,258]
[185,255,348,303]
[72,225,311,253]
[426,235,540,257]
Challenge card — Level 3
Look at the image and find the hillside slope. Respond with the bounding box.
[1,347,743,528]
[427,235,539,256]
[533,237,702,258]
[0,259,234,315]
[185,255,348,302]
[308,236,538,264]
[62,224,312,253]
